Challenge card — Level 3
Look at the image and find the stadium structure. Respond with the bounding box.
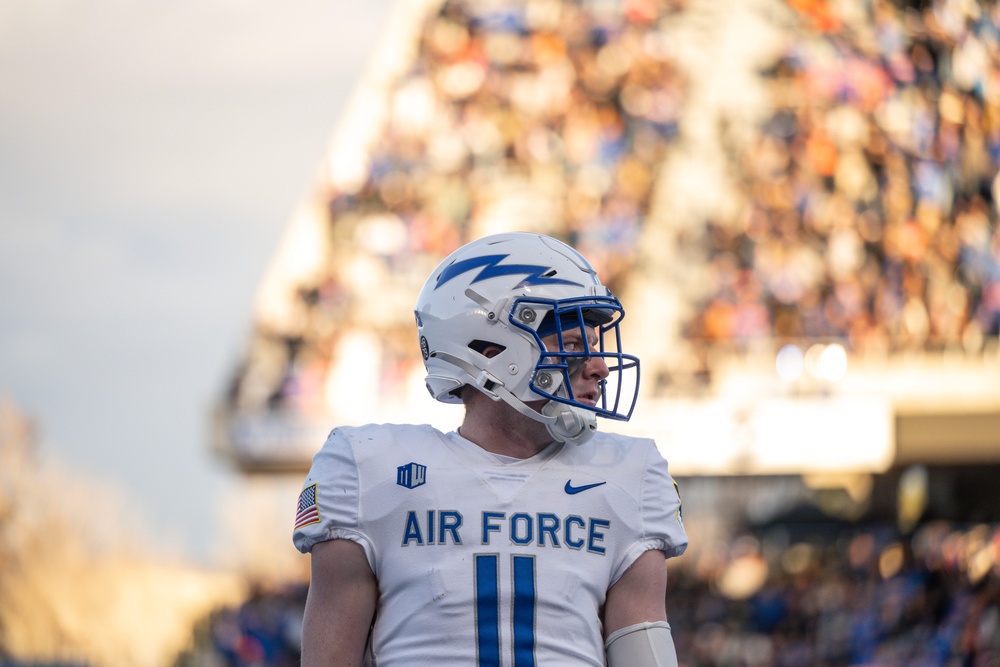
[214,0,1000,528]
[201,0,1000,664]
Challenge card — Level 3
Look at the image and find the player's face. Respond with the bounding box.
[540,325,609,406]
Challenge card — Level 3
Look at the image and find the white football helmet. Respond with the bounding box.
[414,232,640,444]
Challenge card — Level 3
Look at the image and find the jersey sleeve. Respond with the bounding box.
[642,441,688,558]
[615,440,688,581]
[610,439,688,584]
[291,428,376,567]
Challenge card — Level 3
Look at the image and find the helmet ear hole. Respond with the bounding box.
[469,340,505,359]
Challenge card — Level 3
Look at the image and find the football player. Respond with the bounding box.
[294,232,687,666]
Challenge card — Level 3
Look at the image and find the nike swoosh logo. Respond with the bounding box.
[564,480,607,494]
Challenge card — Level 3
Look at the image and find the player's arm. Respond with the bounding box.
[301,538,378,667]
[602,549,678,667]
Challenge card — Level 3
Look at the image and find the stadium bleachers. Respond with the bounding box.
[219,0,999,448]
[201,0,1000,664]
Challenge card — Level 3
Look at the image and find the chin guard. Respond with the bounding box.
[542,402,596,445]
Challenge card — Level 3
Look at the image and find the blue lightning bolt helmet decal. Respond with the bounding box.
[435,254,584,290]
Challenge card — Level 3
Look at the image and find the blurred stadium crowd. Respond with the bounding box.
[227,0,687,416]
[176,519,1000,667]
[9,0,999,664]
[685,0,1000,356]
[197,0,1000,666]
[226,0,1000,417]
[669,520,1000,667]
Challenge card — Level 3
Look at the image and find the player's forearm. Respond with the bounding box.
[301,589,374,667]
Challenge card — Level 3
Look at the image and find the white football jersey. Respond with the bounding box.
[293,424,688,666]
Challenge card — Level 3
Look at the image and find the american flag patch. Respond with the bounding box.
[294,483,320,529]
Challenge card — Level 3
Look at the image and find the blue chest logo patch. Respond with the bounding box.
[397,462,427,489]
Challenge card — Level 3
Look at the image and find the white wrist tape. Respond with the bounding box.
[605,621,678,667]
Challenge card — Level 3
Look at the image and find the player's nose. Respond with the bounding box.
[583,355,609,381]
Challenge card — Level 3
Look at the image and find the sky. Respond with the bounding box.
[0,0,396,563]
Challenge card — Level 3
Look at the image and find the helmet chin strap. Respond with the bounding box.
[490,382,596,446]
[434,350,597,445]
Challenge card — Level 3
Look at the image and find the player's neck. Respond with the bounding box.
[460,396,553,459]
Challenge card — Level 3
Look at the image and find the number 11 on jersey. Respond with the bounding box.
[475,554,536,667]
